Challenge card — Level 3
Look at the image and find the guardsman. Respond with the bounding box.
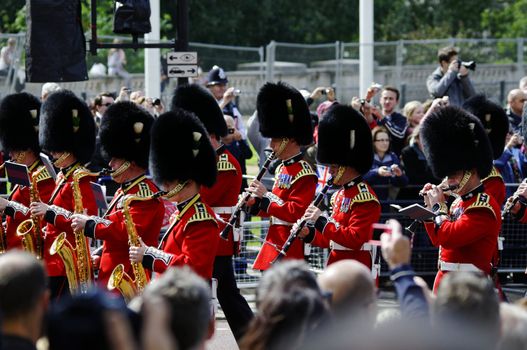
[129,109,219,280]
[30,90,98,299]
[246,82,317,271]
[462,94,509,206]
[70,102,164,288]
[299,104,381,271]
[420,106,500,292]
[0,93,55,251]
[171,84,253,341]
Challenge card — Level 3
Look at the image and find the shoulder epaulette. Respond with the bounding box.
[330,191,338,207]
[217,153,237,172]
[136,182,154,198]
[482,167,503,182]
[34,166,52,183]
[291,161,317,184]
[351,183,379,205]
[185,202,217,229]
[466,193,496,219]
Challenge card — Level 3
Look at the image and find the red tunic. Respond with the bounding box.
[143,194,219,280]
[424,188,500,292]
[482,166,506,207]
[253,158,317,271]
[43,164,98,277]
[201,149,242,257]
[310,179,381,268]
[86,176,164,287]
[5,161,55,250]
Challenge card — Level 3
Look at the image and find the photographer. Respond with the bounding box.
[426,46,476,106]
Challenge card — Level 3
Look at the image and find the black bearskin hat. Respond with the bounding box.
[0,93,41,153]
[40,90,95,164]
[171,84,227,137]
[99,102,154,169]
[420,106,493,179]
[317,104,374,174]
[462,94,509,160]
[257,81,313,146]
[150,109,217,187]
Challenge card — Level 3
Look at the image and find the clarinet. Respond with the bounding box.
[271,178,334,264]
[502,178,527,220]
[219,152,276,240]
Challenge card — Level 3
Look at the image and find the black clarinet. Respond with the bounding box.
[271,179,334,264]
[219,152,276,240]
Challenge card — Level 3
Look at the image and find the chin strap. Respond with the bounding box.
[111,161,131,179]
[453,170,472,194]
[53,152,71,167]
[333,166,346,184]
[275,138,289,157]
[163,181,188,200]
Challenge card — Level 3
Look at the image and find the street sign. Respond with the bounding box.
[167,65,199,78]
[166,51,198,65]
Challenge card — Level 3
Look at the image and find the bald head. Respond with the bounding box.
[318,260,375,317]
[508,89,526,115]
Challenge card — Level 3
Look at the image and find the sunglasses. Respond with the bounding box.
[103,102,113,107]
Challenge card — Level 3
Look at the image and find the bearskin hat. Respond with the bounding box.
[420,106,493,179]
[257,81,313,146]
[150,109,217,187]
[0,93,41,153]
[462,94,509,160]
[39,90,95,164]
[171,83,227,137]
[317,104,373,174]
[99,102,154,169]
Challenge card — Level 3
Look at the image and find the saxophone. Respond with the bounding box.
[50,168,111,294]
[16,166,46,259]
[107,192,163,302]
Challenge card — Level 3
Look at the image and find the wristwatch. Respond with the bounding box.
[432,202,448,216]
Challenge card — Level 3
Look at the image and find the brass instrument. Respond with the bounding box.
[16,166,46,259]
[108,192,163,302]
[50,168,111,294]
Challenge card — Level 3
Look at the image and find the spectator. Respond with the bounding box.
[240,260,329,350]
[0,37,16,77]
[223,114,253,193]
[498,303,527,350]
[494,132,527,198]
[108,39,131,88]
[40,82,62,102]
[141,267,215,350]
[0,251,50,350]
[92,91,115,127]
[364,126,408,204]
[402,100,425,141]
[506,88,526,134]
[426,46,476,107]
[375,86,408,155]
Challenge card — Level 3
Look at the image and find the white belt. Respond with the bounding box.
[329,240,373,252]
[269,217,294,226]
[439,260,481,272]
[212,206,236,215]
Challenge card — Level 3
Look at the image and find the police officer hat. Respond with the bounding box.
[317,104,373,174]
[39,90,95,164]
[150,109,217,187]
[206,65,228,86]
[420,106,493,179]
[257,81,313,146]
[0,92,41,153]
[462,94,509,160]
[99,101,154,169]
[171,83,227,137]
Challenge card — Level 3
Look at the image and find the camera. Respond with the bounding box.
[153,98,161,106]
[233,89,241,97]
[457,60,476,71]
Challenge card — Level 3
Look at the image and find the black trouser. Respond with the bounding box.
[49,276,70,301]
[213,255,254,341]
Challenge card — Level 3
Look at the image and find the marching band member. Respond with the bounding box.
[0,93,55,251]
[171,84,253,341]
[245,82,317,271]
[30,90,98,299]
[129,109,219,280]
[419,106,500,292]
[70,102,164,288]
[298,104,381,270]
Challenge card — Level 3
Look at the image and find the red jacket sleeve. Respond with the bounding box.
[51,178,98,232]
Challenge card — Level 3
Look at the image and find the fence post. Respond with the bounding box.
[258,46,265,85]
[517,38,524,81]
[499,80,506,104]
[265,41,276,82]
[335,41,343,102]
[395,40,404,91]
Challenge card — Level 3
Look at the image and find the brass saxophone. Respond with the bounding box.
[50,168,111,294]
[16,166,46,259]
[107,192,163,302]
